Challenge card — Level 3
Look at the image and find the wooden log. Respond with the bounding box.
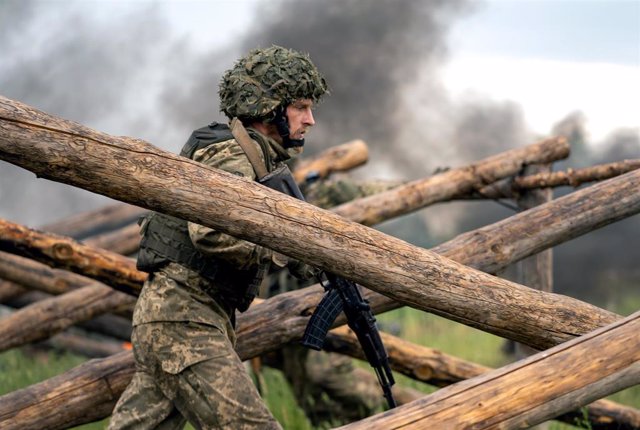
[0,220,145,296]
[0,351,135,430]
[325,325,491,387]
[4,291,132,342]
[292,139,369,183]
[82,222,140,256]
[0,96,633,351]
[515,159,640,190]
[40,202,146,240]
[0,250,96,294]
[0,207,620,353]
[0,251,134,318]
[323,326,640,429]
[0,284,135,352]
[473,159,640,200]
[514,163,554,360]
[336,310,640,430]
[42,331,130,358]
[0,280,26,303]
[330,136,569,226]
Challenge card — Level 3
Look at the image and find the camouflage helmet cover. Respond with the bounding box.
[219,45,328,119]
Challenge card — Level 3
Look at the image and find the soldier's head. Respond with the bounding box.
[219,45,328,151]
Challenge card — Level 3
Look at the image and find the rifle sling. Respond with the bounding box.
[230,117,270,180]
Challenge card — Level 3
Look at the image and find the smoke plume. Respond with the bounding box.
[0,0,637,307]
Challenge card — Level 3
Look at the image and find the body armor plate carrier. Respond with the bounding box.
[136,122,269,312]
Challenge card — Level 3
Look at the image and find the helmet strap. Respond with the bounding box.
[271,105,305,149]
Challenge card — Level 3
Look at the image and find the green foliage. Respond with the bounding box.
[0,348,108,429]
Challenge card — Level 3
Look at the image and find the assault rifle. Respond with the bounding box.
[230,118,397,408]
[301,272,397,409]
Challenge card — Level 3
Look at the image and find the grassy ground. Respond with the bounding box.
[1,304,638,429]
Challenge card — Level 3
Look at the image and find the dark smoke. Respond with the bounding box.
[0,1,189,225]
[549,114,640,308]
[0,0,637,308]
[159,0,477,178]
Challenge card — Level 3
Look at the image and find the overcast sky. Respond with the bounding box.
[445,0,640,142]
[149,0,640,142]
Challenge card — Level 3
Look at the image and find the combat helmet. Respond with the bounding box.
[219,45,328,147]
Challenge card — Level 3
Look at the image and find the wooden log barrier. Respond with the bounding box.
[474,159,640,200]
[40,203,146,240]
[330,136,569,226]
[3,290,132,342]
[3,157,637,355]
[0,284,135,352]
[0,351,135,429]
[0,96,637,428]
[0,96,632,351]
[336,310,640,430]
[324,326,640,429]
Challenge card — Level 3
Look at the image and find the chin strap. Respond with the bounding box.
[272,105,305,149]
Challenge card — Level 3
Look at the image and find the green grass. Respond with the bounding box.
[1,305,638,429]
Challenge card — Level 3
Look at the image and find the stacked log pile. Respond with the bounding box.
[0,95,638,429]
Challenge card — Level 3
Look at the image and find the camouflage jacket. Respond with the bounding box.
[133,128,292,328]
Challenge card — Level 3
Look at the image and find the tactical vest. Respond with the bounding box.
[136,122,273,312]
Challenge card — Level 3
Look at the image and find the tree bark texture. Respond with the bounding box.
[514,164,553,360]
[82,222,140,256]
[474,159,640,200]
[514,159,640,190]
[0,250,134,317]
[331,136,569,226]
[336,311,640,430]
[0,284,135,352]
[0,96,634,351]
[3,290,132,342]
[292,139,369,183]
[40,202,146,240]
[0,220,145,296]
[0,280,26,302]
[323,326,640,430]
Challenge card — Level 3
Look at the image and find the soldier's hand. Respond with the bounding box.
[287,259,319,280]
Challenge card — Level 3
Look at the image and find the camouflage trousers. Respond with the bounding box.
[108,321,281,430]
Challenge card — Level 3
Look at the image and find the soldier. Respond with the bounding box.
[108,45,327,430]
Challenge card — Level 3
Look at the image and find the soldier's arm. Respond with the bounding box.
[187,139,277,270]
[303,175,405,209]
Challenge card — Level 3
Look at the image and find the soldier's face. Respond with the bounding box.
[286,99,315,141]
